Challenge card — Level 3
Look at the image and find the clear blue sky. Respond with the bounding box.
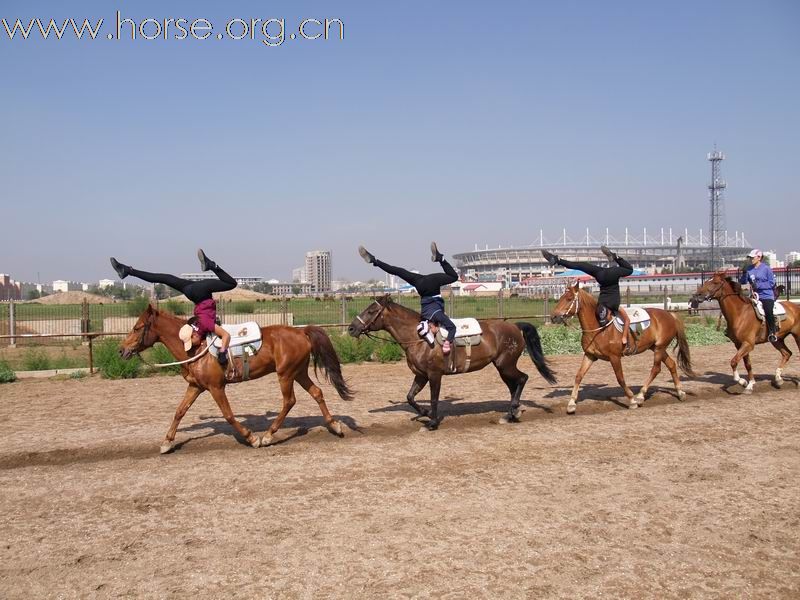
[2,0,798,283]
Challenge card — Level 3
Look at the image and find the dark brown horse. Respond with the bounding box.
[347,295,556,429]
[693,272,800,391]
[119,305,353,452]
[552,282,694,413]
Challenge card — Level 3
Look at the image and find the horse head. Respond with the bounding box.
[692,271,731,304]
[348,295,391,337]
[119,304,161,359]
[551,281,580,324]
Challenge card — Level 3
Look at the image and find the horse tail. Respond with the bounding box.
[304,326,354,401]
[673,318,696,378]
[516,322,557,384]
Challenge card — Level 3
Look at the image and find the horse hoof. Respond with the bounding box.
[634,393,645,403]
[737,378,748,387]
[742,387,754,395]
[329,421,344,436]
[249,435,261,448]
[261,433,274,446]
[774,378,783,389]
[499,414,519,425]
[677,390,686,401]
[159,442,174,455]
[628,401,638,409]
[566,404,576,415]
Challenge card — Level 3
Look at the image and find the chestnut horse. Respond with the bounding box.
[347,295,556,429]
[693,272,800,391]
[119,305,353,453]
[552,282,694,413]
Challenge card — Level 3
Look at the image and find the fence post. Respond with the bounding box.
[341,295,347,331]
[543,292,550,325]
[663,287,668,310]
[88,335,94,375]
[497,288,504,319]
[448,286,455,318]
[9,299,16,348]
[625,287,631,307]
[281,296,288,325]
[81,299,90,345]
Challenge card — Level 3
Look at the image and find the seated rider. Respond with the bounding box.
[542,245,636,353]
[740,248,778,343]
[110,249,236,365]
[358,242,459,354]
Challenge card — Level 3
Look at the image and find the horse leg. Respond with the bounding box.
[567,354,595,415]
[262,375,297,446]
[423,374,443,431]
[406,374,429,417]
[731,341,754,389]
[661,351,686,400]
[771,338,792,388]
[635,349,663,405]
[608,355,637,409]
[497,364,528,423]
[296,371,344,437]
[207,386,260,447]
[160,384,203,454]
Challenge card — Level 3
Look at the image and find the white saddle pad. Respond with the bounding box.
[613,308,651,333]
[754,300,787,320]
[450,318,482,338]
[205,322,263,356]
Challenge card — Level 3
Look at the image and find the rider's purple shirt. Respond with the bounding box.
[193,298,217,336]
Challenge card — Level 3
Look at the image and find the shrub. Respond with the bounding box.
[69,370,88,380]
[95,337,142,379]
[376,341,404,363]
[233,301,255,314]
[539,325,583,355]
[145,343,182,375]
[127,295,150,317]
[0,360,16,383]
[164,299,188,316]
[23,347,51,371]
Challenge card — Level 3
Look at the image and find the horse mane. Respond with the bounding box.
[385,298,421,320]
[724,276,744,295]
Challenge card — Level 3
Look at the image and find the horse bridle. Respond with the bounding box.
[354,300,386,332]
[699,278,742,302]
[556,289,614,334]
[131,313,155,353]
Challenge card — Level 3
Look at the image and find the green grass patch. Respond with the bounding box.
[0,360,16,383]
[22,347,52,371]
[95,338,142,379]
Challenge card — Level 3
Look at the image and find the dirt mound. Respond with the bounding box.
[173,288,274,303]
[29,291,112,305]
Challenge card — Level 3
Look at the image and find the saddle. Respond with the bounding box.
[432,318,483,346]
[751,298,787,322]
[596,305,652,334]
[204,322,263,381]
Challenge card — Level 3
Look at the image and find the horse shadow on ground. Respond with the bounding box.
[691,370,799,395]
[175,412,363,449]
[369,395,554,419]
[543,383,632,410]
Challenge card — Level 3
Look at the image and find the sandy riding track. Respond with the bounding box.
[1,344,798,598]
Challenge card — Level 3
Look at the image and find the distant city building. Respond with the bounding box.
[52,280,82,293]
[763,251,784,268]
[0,274,21,300]
[18,282,52,298]
[271,282,314,296]
[178,273,265,287]
[786,251,800,265]
[292,267,307,283]
[305,250,332,293]
[98,279,116,289]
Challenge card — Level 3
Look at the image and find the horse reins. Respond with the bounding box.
[558,291,614,334]
[131,314,215,368]
[356,301,426,347]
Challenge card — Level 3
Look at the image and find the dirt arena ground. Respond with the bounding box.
[1,343,798,598]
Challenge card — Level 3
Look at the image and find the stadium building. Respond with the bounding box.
[453,228,751,286]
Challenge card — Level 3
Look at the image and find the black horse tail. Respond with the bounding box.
[304,326,355,401]
[516,322,557,384]
[673,318,696,378]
